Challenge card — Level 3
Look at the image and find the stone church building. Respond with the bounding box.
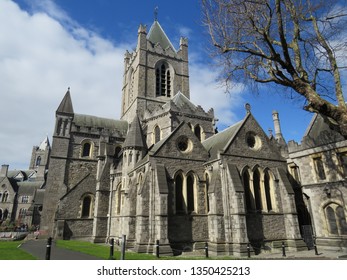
[36,19,346,255]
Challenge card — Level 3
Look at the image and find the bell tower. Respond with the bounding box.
[41,88,74,236]
[120,19,190,123]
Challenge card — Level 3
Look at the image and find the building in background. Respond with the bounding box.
[0,137,50,229]
[287,114,347,251]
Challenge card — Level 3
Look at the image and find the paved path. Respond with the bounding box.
[19,239,347,260]
[252,249,347,260]
[19,239,104,260]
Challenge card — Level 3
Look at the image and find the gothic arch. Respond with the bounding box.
[186,172,197,213]
[194,124,203,141]
[263,168,277,212]
[241,167,255,211]
[323,202,347,235]
[114,146,122,159]
[253,169,262,211]
[174,171,185,214]
[153,125,161,144]
[204,172,210,213]
[1,191,8,203]
[80,193,94,218]
[127,67,134,105]
[155,60,174,97]
[115,183,122,215]
[80,139,94,158]
[36,156,42,166]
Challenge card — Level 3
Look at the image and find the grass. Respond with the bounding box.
[55,240,238,260]
[0,239,238,260]
[56,240,162,260]
[0,241,36,260]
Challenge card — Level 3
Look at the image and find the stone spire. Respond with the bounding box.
[123,115,147,149]
[56,87,74,115]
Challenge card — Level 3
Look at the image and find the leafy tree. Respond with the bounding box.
[202,0,347,137]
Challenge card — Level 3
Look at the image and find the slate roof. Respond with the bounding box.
[171,91,196,111]
[123,115,147,149]
[147,20,176,51]
[303,113,344,143]
[74,114,128,134]
[17,181,44,195]
[57,89,74,114]
[202,119,244,159]
[38,136,50,150]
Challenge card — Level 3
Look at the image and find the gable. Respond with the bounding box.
[223,113,283,161]
[0,177,17,195]
[150,122,209,161]
[303,114,344,146]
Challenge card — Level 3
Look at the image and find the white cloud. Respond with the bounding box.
[0,0,128,169]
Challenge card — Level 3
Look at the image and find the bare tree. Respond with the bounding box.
[202,0,347,138]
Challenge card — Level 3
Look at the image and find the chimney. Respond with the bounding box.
[0,164,9,178]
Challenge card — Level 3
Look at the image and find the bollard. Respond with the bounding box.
[205,242,209,258]
[45,237,52,260]
[282,241,286,257]
[120,235,126,260]
[109,238,114,260]
[156,240,160,258]
[313,236,319,255]
[247,243,251,258]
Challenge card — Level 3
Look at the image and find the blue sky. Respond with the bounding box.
[0,0,316,169]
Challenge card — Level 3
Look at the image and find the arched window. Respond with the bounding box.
[81,195,92,218]
[326,206,338,234]
[155,62,171,97]
[2,192,8,203]
[36,156,41,166]
[187,174,195,213]
[194,125,202,141]
[56,119,62,135]
[314,157,326,180]
[253,170,262,211]
[19,208,27,220]
[175,174,184,213]
[264,171,272,211]
[336,206,347,235]
[243,171,254,211]
[114,146,122,159]
[154,125,161,144]
[82,143,91,157]
[325,204,347,235]
[205,173,210,213]
[115,184,122,215]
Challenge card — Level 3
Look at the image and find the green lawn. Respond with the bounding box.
[56,240,237,260]
[0,239,237,260]
[56,240,163,260]
[0,241,36,260]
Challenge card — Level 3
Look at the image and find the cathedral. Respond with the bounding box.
[2,18,346,256]
[38,19,307,256]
